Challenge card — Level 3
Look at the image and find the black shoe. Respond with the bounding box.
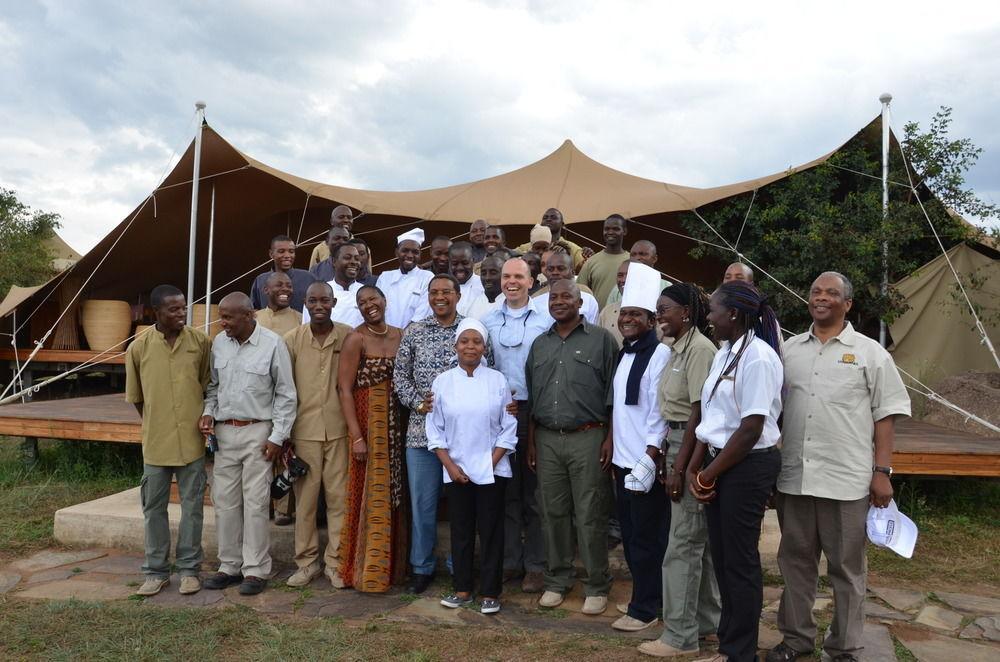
[406,573,435,594]
[831,655,859,662]
[203,572,243,590]
[238,576,267,595]
[765,642,810,662]
[274,514,294,526]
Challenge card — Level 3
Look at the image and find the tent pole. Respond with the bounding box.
[204,183,216,331]
[879,92,892,348]
[186,101,207,325]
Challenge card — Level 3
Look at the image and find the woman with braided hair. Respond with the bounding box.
[687,281,784,662]
[639,281,721,657]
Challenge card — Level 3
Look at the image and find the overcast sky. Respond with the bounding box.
[2,0,998,252]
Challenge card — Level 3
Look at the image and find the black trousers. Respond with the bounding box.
[614,464,670,623]
[705,448,781,662]
[448,477,507,597]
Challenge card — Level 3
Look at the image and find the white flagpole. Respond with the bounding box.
[186,101,207,325]
[204,183,216,332]
[879,92,892,348]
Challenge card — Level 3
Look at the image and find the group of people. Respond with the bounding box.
[125,207,910,662]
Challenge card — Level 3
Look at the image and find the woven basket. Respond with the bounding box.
[191,304,222,338]
[81,300,132,352]
[133,324,154,343]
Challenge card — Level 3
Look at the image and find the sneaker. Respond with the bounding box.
[521,571,544,594]
[203,572,243,590]
[581,595,608,615]
[616,602,628,615]
[135,577,169,596]
[637,640,699,658]
[538,590,564,608]
[765,642,810,662]
[238,576,266,595]
[480,598,501,614]
[286,563,322,588]
[612,614,658,631]
[440,593,474,609]
[325,568,346,589]
[178,576,201,595]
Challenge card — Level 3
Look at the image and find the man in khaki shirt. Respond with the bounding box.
[284,281,355,589]
[767,272,910,662]
[125,284,211,597]
[309,205,355,268]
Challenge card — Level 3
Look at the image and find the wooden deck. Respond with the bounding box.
[0,348,126,366]
[0,394,996,476]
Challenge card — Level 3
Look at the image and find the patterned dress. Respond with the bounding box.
[338,352,408,592]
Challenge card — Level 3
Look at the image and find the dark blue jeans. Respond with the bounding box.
[614,464,670,623]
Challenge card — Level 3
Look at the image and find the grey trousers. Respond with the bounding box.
[503,405,545,573]
[535,426,612,596]
[660,427,721,649]
[213,421,274,579]
[141,456,207,578]
[776,493,869,658]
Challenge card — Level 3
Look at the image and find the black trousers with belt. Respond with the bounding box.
[705,447,781,662]
[448,477,507,597]
[614,464,670,623]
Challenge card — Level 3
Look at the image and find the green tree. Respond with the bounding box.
[0,188,61,297]
[679,107,996,336]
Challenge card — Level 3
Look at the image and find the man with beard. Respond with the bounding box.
[376,229,434,330]
[309,205,356,268]
[577,215,628,310]
[250,235,316,313]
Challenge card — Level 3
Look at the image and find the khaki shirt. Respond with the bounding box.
[256,306,302,337]
[526,320,618,430]
[284,322,353,441]
[125,326,212,466]
[657,327,716,423]
[779,322,911,501]
[309,242,329,268]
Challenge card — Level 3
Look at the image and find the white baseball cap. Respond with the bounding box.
[866,499,918,558]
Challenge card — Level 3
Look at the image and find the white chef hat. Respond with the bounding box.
[620,262,661,313]
[396,228,425,246]
[455,317,489,344]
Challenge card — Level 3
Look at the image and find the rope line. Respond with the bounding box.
[734,188,758,250]
[561,227,686,284]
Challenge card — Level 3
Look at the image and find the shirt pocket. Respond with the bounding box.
[245,359,272,392]
[570,354,601,388]
[826,363,868,408]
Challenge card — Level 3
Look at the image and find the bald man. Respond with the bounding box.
[200,292,297,596]
[532,251,600,324]
[605,240,671,307]
[309,205,356,268]
[723,262,754,285]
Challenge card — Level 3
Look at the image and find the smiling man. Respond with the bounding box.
[303,243,363,327]
[255,272,303,337]
[532,250,600,324]
[376,228,435,330]
[469,219,489,263]
[309,205,356,268]
[465,254,505,320]
[577,214,628,309]
[310,226,352,283]
[451,241,485,317]
[768,272,910,662]
[606,240,671,308]
[250,235,316,313]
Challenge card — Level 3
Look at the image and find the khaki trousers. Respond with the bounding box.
[213,421,273,579]
[776,493,869,658]
[292,437,350,570]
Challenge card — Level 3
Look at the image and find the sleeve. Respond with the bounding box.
[686,344,716,405]
[424,374,448,451]
[124,343,143,404]
[268,340,298,444]
[393,327,421,409]
[250,274,264,310]
[202,342,219,417]
[577,258,594,290]
[199,335,211,392]
[644,349,670,448]
[283,329,298,363]
[309,243,323,268]
[496,376,518,452]
[869,347,912,421]
[524,343,536,412]
[571,243,584,271]
[736,356,779,418]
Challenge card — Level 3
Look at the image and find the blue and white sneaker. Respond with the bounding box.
[480,598,501,614]
[440,593,474,609]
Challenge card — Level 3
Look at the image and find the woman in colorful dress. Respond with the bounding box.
[336,285,407,592]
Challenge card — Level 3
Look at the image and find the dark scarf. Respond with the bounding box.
[618,328,659,405]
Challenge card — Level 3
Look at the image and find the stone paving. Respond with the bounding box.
[3,547,1000,660]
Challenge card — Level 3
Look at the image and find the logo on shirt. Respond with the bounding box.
[839,353,857,365]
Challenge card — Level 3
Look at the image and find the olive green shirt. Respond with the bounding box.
[284,322,354,442]
[526,319,618,430]
[576,249,628,311]
[256,306,302,337]
[657,327,717,423]
[125,325,212,466]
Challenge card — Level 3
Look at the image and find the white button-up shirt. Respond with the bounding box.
[300,280,363,328]
[534,290,600,326]
[695,334,783,450]
[376,267,434,330]
[425,365,518,485]
[456,275,485,317]
[612,342,671,469]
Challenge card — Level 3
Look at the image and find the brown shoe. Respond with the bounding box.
[521,571,544,593]
[238,576,267,595]
[203,571,242,590]
[503,568,524,583]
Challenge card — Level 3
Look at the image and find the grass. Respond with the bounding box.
[0,599,643,661]
[0,437,142,564]
[868,477,1000,589]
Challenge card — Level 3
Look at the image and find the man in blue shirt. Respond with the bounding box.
[482,257,551,593]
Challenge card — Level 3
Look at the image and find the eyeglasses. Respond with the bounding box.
[498,315,527,348]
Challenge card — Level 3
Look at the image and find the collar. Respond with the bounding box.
[423,313,461,330]
[721,332,750,355]
[500,298,535,319]
[228,321,261,347]
[670,326,699,355]
[546,316,587,336]
[801,321,857,346]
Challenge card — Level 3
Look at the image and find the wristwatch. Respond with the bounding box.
[873,465,893,477]
[416,401,426,414]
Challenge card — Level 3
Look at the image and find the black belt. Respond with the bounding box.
[539,422,606,435]
[707,445,778,458]
[667,421,686,430]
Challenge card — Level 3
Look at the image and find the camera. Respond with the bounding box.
[270,455,309,499]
